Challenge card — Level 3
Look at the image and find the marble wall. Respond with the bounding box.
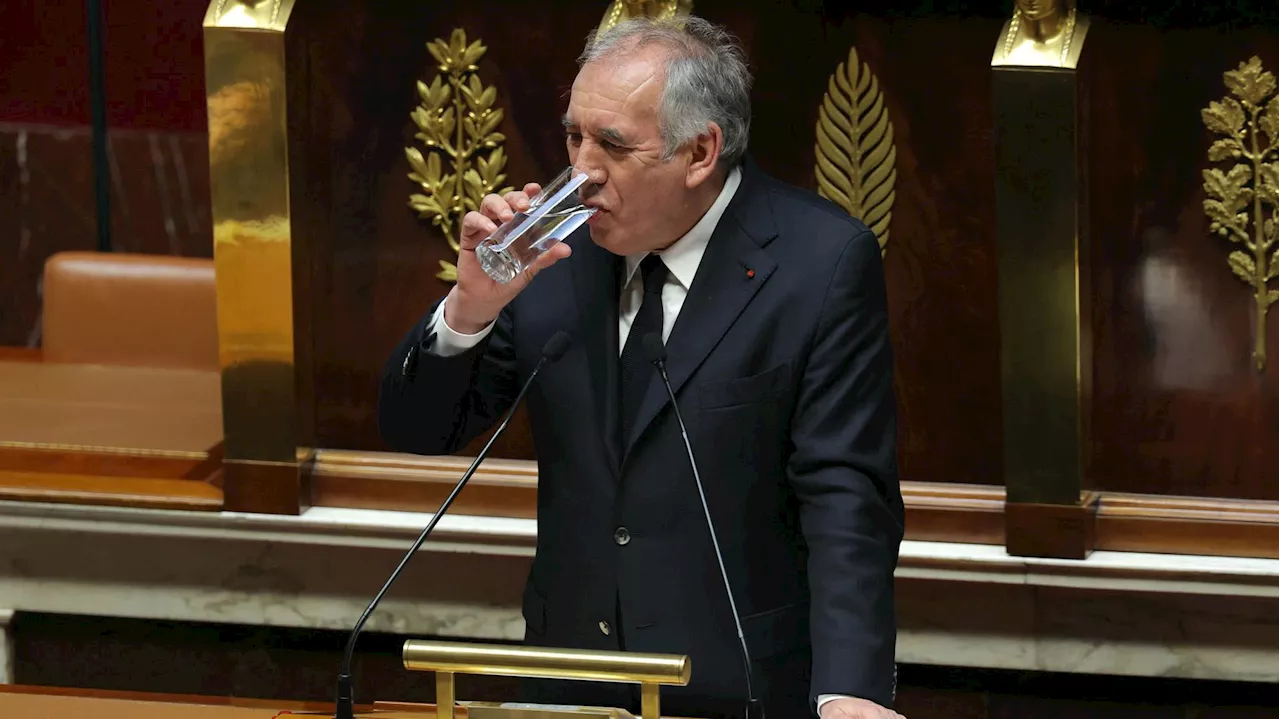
[0,122,212,347]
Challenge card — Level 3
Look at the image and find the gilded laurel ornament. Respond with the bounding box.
[598,0,693,32]
[1201,55,1279,371]
[406,28,513,282]
[814,46,897,253]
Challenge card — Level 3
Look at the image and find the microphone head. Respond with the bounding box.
[541,331,572,362]
[641,333,667,365]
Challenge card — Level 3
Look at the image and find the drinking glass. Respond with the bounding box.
[474,167,599,284]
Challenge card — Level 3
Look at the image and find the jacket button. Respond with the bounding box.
[598,620,611,636]
[613,527,631,546]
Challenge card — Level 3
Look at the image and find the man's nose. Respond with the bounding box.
[572,146,607,185]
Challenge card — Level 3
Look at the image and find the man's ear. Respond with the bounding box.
[685,122,723,188]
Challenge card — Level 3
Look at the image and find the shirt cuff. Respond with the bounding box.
[425,301,495,357]
[816,695,851,714]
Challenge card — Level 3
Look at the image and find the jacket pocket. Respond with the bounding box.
[741,601,809,661]
[697,361,793,411]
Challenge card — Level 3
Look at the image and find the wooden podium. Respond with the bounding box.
[0,684,408,719]
[1,640,691,719]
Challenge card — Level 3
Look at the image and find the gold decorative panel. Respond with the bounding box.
[814,46,897,253]
[1201,55,1279,372]
[405,29,513,283]
[598,0,693,32]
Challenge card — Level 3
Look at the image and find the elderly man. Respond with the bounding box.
[379,15,904,719]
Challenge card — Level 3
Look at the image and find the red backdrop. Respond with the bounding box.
[0,0,208,130]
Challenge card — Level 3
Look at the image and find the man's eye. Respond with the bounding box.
[566,133,583,144]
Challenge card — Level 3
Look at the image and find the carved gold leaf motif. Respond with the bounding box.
[1201,55,1279,371]
[815,46,897,253]
[406,28,513,282]
[598,0,693,33]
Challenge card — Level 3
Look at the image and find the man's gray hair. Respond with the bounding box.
[578,16,753,168]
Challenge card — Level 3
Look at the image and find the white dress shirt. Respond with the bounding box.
[424,165,852,713]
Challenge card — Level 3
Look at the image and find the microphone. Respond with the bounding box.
[333,330,572,719]
[641,334,764,719]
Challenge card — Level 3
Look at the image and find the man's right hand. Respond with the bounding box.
[443,183,574,334]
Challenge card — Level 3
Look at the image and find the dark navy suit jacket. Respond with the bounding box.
[379,158,903,718]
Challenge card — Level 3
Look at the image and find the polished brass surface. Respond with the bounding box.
[991,0,1090,69]
[436,672,455,719]
[403,640,689,684]
[203,0,312,511]
[638,684,659,719]
[207,0,290,30]
[1201,55,1279,372]
[403,640,688,719]
[814,46,897,253]
[992,65,1089,507]
[406,29,514,282]
[466,704,633,719]
[598,0,693,33]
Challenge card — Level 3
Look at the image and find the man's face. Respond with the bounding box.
[563,45,697,256]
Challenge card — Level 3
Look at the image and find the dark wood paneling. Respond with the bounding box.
[744,11,1007,488]
[1191,708,1280,719]
[0,124,212,348]
[894,686,988,719]
[988,696,1184,719]
[1082,23,1279,500]
[105,130,213,257]
[293,3,1008,486]
[0,124,98,347]
[13,614,1280,718]
[1005,498,1100,560]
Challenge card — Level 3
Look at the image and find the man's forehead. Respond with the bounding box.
[572,50,666,104]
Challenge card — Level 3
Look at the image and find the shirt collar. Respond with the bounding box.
[622,166,743,289]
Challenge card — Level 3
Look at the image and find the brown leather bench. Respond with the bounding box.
[0,252,223,454]
[42,251,220,371]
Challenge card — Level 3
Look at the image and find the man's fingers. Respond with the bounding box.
[514,242,572,286]
[502,190,532,212]
[536,241,572,268]
[523,182,542,198]
[459,211,496,250]
[479,193,515,223]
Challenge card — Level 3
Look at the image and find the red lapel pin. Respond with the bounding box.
[746,269,755,279]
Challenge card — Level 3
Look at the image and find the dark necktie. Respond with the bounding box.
[618,254,668,447]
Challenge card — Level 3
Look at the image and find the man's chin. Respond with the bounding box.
[587,225,624,254]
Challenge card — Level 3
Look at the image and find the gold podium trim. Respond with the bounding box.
[402,640,690,719]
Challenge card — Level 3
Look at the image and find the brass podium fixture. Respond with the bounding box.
[402,640,690,719]
[203,0,314,514]
[991,0,1096,558]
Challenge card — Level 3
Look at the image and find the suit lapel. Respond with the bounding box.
[569,230,623,476]
[623,161,779,456]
